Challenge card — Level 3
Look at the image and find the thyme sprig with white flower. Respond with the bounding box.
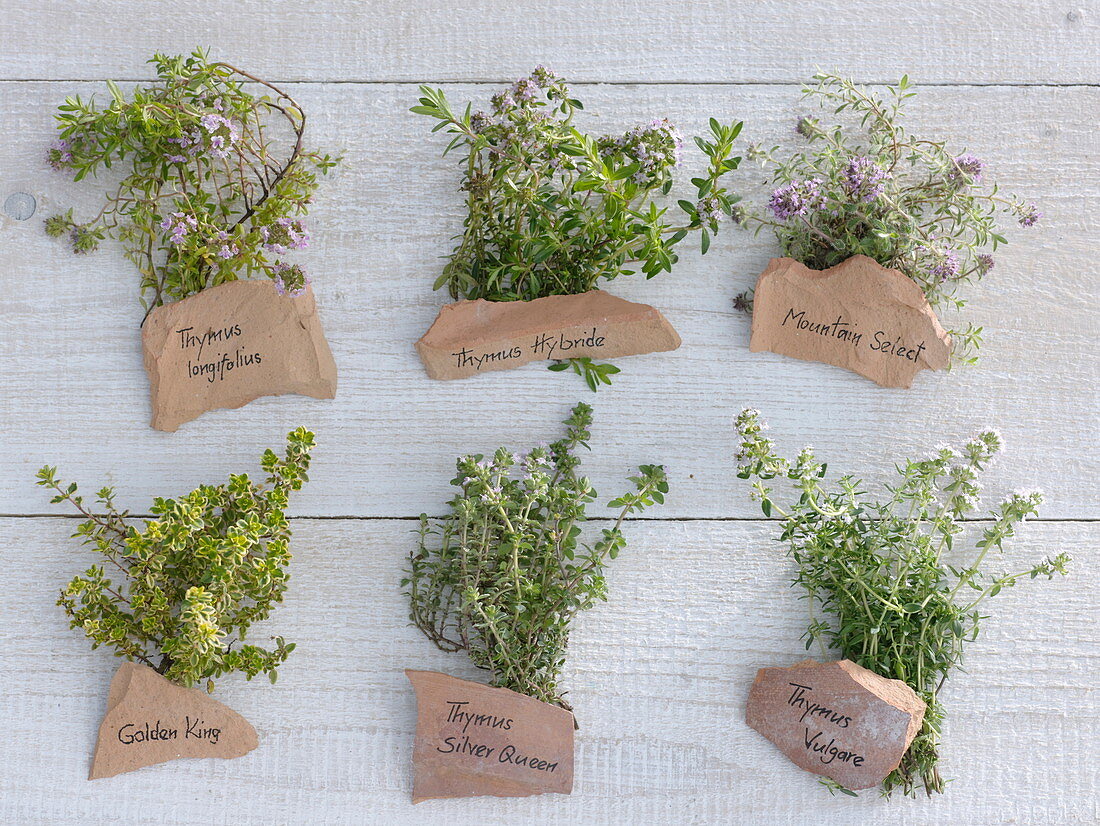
[413,67,743,388]
[45,48,338,315]
[38,428,315,692]
[404,403,668,713]
[736,73,1041,364]
[735,409,1069,796]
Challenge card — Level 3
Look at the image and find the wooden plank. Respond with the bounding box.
[1,517,1094,824]
[1,1,1097,84]
[2,82,1096,518]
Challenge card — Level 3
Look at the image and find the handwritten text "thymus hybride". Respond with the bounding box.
[451,328,607,371]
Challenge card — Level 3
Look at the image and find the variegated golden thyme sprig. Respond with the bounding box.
[38,428,314,692]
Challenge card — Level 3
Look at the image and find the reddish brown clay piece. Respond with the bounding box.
[142,279,337,431]
[745,659,926,791]
[406,669,574,803]
[89,663,258,780]
[749,255,951,388]
[415,290,680,380]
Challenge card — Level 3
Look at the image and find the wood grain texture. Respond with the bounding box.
[1,82,1096,518]
[0,1,1097,84]
[1,5,1098,824]
[0,518,1094,825]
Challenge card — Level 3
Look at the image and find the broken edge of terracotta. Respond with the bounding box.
[406,669,575,803]
[141,279,337,432]
[748,255,952,389]
[415,289,681,380]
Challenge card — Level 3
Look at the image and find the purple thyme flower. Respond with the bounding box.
[841,155,890,202]
[480,483,503,504]
[976,253,995,274]
[470,111,496,133]
[217,243,238,260]
[200,113,230,133]
[159,211,198,246]
[199,113,240,159]
[46,139,73,171]
[490,91,516,114]
[923,248,961,282]
[950,153,986,186]
[271,262,311,297]
[1019,204,1041,227]
[511,77,539,103]
[767,179,825,221]
[530,65,559,88]
[261,217,310,254]
[696,195,725,224]
[607,118,684,182]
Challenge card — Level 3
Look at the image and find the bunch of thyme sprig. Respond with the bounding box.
[404,402,668,713]
[735,409,1069,796]
[45,48,338,316]
[38,427,315,692]
[737,73,1041,365]
[412,67,743,389]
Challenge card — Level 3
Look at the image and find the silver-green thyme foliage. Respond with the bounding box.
[735,410,1069,797]
[737,73,1041,364]
[404,402,668,712]
[45,49,338,314]
[37,428,315,691]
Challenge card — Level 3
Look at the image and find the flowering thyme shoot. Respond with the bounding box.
[412,68,743,387]
[403,403,668,713]
[735,409,1069,796]
[38,428,315,692]
[44,49,338,316]
[737,73,1041,364]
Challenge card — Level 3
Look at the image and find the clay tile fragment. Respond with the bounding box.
[415,290,680,380]
[142,279,337,431]
[89,662,258,779]
[406,669,574,802]
[745,659,926,791]
[749,255,951,388]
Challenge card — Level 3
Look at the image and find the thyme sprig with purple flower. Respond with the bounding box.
[735,409,1069,796]
[414,68,743,302]
[44,48,337,315]
[404,403,668,713]
[738,73,1040,364]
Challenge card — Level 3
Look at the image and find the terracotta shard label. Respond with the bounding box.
[142,279,337,431]
[746,659,926,791]
[90,662,258,779]
[406,669,574,803]
[749,255,952,388]
[415,290,681,380]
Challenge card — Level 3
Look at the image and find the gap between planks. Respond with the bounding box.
[2,79,1099,88]
[1,513,1094,523]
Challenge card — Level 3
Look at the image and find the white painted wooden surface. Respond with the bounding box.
[1,2,1097,824]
